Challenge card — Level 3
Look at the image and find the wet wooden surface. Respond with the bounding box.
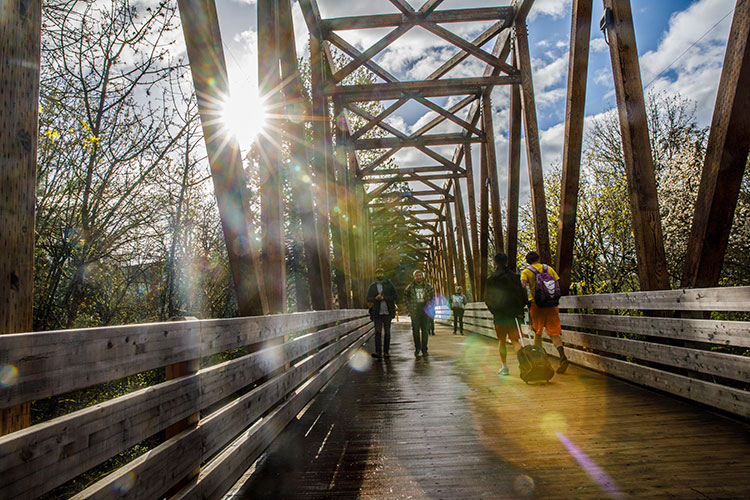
[227,320,750,499]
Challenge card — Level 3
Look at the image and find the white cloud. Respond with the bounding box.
[590,36,608,53]
[639,0,734,124]
[528,0,572,21]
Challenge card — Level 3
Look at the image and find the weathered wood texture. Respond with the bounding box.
[682,0,750,289]
[0,311,370,499]
[602,0,669,291]
[0,0,40,435]
[257,0,287,313]
[0,310,363,409]
[177,0,266,315]
[506,56,521,271]
[456,285,750,417]
[514,20,552,264]
[233,320,750,499]
[556,0,592,294]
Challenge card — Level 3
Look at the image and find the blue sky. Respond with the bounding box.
[213,0,735,202]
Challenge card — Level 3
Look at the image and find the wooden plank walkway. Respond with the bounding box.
[226,320,750,499]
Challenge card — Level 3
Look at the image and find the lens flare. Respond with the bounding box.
[112,471,137,493]
[348,348,372,372]
[556,431,624,499]
[540,411,569,437]
[0,365,18,387]
[424,294,451,320]
[513,474,536,498]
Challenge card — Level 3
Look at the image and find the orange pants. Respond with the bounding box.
[529,304,562,336]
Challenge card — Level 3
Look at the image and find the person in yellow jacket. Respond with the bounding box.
[520,251,569,374]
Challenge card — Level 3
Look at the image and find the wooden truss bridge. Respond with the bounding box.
[1,0,749,498]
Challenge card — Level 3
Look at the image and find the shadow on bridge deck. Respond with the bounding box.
[226,320,750,500]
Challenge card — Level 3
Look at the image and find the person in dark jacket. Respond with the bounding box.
[484,253,526,375]
[366,267,398,358]
[403,269,435,357]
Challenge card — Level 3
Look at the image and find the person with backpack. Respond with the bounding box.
[366,267,398,358]
[450,286,468,335]
[520,251,569,374]
[484,253,526,375]
[403,269,435,357]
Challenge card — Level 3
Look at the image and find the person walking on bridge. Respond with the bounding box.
[404,269,434,358]
[366,267,397,359]
[450,286,468,335]
[521,251,569,374]
[484,253,526,375]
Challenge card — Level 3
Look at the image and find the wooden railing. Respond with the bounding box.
[0,310,372,499]
[455,286,750,419]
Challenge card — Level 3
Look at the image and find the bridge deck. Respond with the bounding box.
[227,320,750,499]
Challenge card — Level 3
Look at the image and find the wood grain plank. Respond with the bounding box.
[559,329,750,383]
[560,313,750,347]
[75,325,373,500]
[541,344,750,418]
[0,317,371,498]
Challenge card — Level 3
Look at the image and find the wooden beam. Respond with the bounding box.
[603,0,669,291]
[483,95,504,253]
[326,76,519,102]
[514,20,552,264]
[444,195,461,293]
[464,145,481,296]
[556,0,592,294]
[682,0,750,289]
[353,133,482,150]
[278,0,327,311]
[321,7,514,31]
[427,23,510,80]
[258,0,286,313]
[420,21,518,76]
[309,31,335,308]
[479,138,489,300]
[177,0,266,316]
[331,24,412,83]
[506,50,522,272]
[362,173,462,183]
[0,0,39,435]
[453,178,474,294]
[333,103,352,308]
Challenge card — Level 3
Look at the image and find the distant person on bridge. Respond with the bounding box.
[366,267,397,359]
[484,253,526,376]
[450,286,468,335]
[404,269,435,358]
[521,251,569,374]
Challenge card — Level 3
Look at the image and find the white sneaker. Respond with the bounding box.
[498,366,510,376]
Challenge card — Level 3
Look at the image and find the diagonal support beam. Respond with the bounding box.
[682,0,750,289]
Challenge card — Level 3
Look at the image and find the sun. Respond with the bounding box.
[220,88,267,149]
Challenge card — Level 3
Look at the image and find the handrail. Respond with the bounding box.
[0,310,372,499]
[452,286,749,419]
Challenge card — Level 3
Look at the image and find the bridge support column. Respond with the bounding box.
[258,0,287,313]
[514,20,552,265]
[479,135,490,300]
[178,0,267,316]
[556,0,592,295]
[463,145,481,298]
[310,34,335,309]
[682,0,750,289]
[506,60,522,272]
[482,95,505,254]
[602,0,669,291]
[0,0,40,435]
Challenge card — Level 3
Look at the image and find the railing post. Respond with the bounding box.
[164,316,200,494]
[0,0,41,436]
